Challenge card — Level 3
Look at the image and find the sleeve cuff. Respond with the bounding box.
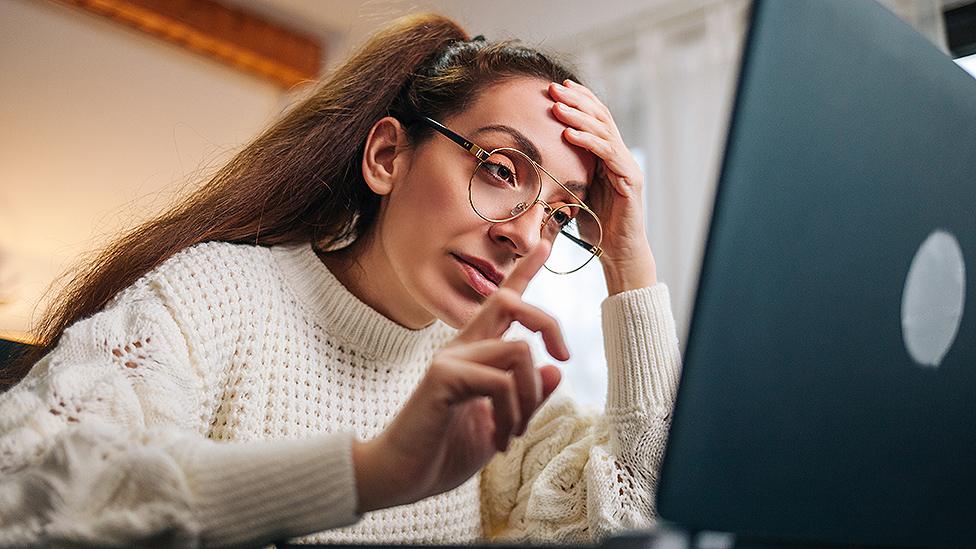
[601,283,682,414]
[174,430,363,547]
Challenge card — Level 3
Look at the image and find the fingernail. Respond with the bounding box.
[552,82,566,90]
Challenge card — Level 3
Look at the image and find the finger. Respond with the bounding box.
[563,78,600,102]
[562,128,636,190]
[549,81,614,127]
[438,357,521,452]
[516,365,562,438]
[551,102,613,141]
[564,79,618,129]
[456,290,570,361]
[444,339,541,435]
[563,129,615,165]
[538,364,562,401]
[499,238,551,295]
[499,298,570,363]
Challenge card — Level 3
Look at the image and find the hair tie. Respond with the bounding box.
[471,34,486,42]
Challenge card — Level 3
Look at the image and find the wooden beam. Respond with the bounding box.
[53,0,323,88]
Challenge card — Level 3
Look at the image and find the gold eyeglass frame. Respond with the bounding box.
[415,115,604,274]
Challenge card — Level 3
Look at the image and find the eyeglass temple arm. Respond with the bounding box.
[417,116,491,162]
[560,228,603,257]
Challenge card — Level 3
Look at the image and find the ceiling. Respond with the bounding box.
[221,0,679,71]
[224,0,970,73]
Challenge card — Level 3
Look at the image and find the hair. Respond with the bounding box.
[2,14,581,390]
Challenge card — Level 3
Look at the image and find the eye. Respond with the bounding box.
[550,209,576,228]
[483,161,517,187]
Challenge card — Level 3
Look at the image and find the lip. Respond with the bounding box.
[452,253,504,298]
[452,253,505,286]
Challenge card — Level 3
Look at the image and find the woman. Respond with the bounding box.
[0,13,680,548]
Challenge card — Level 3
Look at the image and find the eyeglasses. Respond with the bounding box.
[414,116,604,275]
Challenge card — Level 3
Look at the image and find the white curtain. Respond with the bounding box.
[521,0,748,410]
[566,0,750,346]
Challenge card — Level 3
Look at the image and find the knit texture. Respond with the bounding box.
[0,241,681,547]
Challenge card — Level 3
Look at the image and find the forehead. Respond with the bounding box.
[444,78,595,192]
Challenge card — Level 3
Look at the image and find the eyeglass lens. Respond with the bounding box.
[469,148,600,274]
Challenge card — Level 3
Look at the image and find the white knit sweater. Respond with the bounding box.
[0,241,681,547]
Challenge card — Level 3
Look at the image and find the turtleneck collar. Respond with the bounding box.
[271,242,457,364]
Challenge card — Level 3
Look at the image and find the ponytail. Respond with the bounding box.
[3,14,466,388]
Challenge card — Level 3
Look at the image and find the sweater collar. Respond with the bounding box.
[271,242,457,364]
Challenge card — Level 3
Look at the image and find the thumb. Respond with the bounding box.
[538,365,562,400]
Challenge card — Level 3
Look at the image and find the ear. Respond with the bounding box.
[362,116,412,196]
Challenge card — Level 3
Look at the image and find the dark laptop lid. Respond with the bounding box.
[656,0,975,547]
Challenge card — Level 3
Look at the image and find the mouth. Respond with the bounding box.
[451,253,504,297]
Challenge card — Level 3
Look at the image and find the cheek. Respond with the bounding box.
[384,171,488,323]
[398,170,475,237]
[379,169,477,276]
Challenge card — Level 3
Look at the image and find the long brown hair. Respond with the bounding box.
[3,14,581,389]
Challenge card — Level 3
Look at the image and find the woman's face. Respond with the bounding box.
[376,77,596,329]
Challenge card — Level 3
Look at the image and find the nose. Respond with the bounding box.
[488,201,548,256]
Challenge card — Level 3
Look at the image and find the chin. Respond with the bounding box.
[434,297,482,330]
[419,256,486,329]
[429,283,486,329]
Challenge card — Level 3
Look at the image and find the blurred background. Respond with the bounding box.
[1,0,973,407]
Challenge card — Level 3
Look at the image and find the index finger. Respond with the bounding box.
[500,240,552,295]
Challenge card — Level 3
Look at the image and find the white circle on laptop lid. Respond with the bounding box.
[901,230,967,368]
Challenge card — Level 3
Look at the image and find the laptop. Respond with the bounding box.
[656,0,976,548]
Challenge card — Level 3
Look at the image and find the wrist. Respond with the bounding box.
[352,437,398,514]
[601,245,658,295]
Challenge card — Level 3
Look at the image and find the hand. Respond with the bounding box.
[548,80,657,291]
[353,243,566,513]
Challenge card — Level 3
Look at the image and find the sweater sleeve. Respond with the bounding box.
[479,283,681,544]
[0,277,363,548]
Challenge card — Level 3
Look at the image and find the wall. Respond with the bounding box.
[0,0,286,338]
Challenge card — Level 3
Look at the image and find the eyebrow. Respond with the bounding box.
[557,181,589,203]
[474,125,590,202]
[474,124,542,163]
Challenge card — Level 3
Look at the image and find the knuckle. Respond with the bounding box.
[488,370,507,392]
[535,307,559,330]
[426,360,446,381]
[435,345,454,359]
[549,320,564,338]
[497,288,521,308]
[501,372,517,393]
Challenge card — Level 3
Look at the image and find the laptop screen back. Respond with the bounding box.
[656,1,976,546]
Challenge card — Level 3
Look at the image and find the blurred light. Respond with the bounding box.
[956,53,976,78]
